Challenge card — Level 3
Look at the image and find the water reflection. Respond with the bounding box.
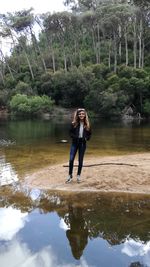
[64,205,88,260]
[129,262,146,267]
[0,190,150,266]
[0,156,18,186]
[122,239,150,266]
[0,207,28,240]
[0,239,89,267]
[0,119,150,180]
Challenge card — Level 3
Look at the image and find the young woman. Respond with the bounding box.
[66,108,91,183]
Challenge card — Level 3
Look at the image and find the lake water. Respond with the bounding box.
[0,118,150,267]
[0,118,150,177]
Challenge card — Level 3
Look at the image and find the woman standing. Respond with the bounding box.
[66,108,91,183]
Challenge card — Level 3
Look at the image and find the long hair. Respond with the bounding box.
[72,108,90,130]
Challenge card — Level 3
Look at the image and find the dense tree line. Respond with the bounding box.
[0,0,150,118]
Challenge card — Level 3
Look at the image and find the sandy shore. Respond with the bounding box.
[24,153,150,194]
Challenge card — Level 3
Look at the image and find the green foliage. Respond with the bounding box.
[133,68,147,79]
[41,72,52,82]
[89,78,105,92]
[40,81,53,95]
[107,74,119,86]
[118,66,134,79]
[99,90,129,118]
[109,83,120,92]
[84,90,101,113]
[49,67,93,107]
[119,77,132,92]
[92,64,110,79]
[10,94,54,116]
[129,77,145,93]
[1,2,150,119]
[143,101,150,115]
[0,90,9,106]
[4,74,16,89]
[14,81,33,95]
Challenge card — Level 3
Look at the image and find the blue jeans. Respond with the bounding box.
[69,139,86,176]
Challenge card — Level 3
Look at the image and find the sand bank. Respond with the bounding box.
[24,153,150,195]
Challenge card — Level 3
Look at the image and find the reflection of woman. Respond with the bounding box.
[65,206,88,260]
[66,108,91,183]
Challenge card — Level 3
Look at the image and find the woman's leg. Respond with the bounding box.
[69,143,78,176]
[77,142,86,176]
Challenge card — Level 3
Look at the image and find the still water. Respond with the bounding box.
[0,189,150,267]
[0,118,150,178]
[0,118,150,267]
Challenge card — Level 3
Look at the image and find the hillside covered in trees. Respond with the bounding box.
[0,0,150,118]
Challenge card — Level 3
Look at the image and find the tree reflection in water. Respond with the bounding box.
[0,188,150,266]
[129,262,145,267]
[64,205,88,260]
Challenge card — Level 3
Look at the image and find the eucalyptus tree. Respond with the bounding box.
[137,2,150,68]
[109,4,134,70]
[28,23,47,72]
[108,3,132,66]
[36,13,57,73]
[133,0,150,6]
[77,0,101,11]
[35,14,56,72]
[43,12,66,71]
[100,4,121,72]
[80,10,102,64]
[129,3,150,69]
[67,13,84,67]
[0,59,5,86]
[44,11,77,72]
[0,48,14,81]
[0,23,15,81]
[0,10,35,79]
[9,9,47,73]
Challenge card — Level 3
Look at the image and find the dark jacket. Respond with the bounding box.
[69,123,91,143]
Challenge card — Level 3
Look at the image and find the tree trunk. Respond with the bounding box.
[52,50,56,73]
[133,16,137,68]
[64,51,67,72]
[74,39,77,58]
[30,29,47,72]
[13,33,35,79]
[92,30,98,64]
[124,28,128,66]
[70,55,73,68]
[48,37,56,73]
[141,39,145,69]
[79,50,82,67]
[97,23,101,64]
[24,51,34,80]
[113,34,117,73]
[118,25,122,61]
[0,49,14,80]
[138,18,142,69]
[0,69,5,85]
[2,19,34,79]
[108,41,111,69]
[35,17,56,72]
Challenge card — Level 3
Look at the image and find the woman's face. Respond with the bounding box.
[78,111,86,121]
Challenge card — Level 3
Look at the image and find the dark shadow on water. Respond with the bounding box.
[129,262,146,267]
[65,205,88,260]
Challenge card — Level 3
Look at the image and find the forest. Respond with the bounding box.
[0,0,150,118]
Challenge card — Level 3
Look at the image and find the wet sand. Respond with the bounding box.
[24,153,150,194]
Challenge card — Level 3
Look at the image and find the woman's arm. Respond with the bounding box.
[84,127,92,141]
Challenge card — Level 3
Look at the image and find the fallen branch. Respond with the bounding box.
[63,163,137,167]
